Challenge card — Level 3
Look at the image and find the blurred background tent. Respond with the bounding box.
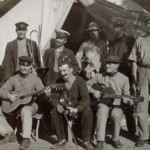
[0,0,149,63]
[63,0,149,53]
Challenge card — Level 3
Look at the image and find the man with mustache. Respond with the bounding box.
[129,17,150,147]
[2,22,41,80]
[43,29,79,85]
[49,56,93,150]
[0,56,50,150]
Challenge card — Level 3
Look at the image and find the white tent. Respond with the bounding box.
[0,0,74,64]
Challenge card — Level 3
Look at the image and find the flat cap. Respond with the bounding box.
[86,22,100,31]
[15,22,28,30]
[19,56,33,64]
[111,17,126,27]
[55,29,70,39]
[103,55,122,63]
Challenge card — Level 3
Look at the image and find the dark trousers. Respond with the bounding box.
[51,107,93,142]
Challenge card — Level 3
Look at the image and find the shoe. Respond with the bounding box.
[112,140,122,149]
[19,138,31,150]
[94,141,104,150]
[0,132,17,145]
[50,139,67,149]
[135,139,148,147]
[82,141,94,150]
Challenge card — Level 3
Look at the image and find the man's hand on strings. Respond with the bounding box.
[7,93,18,103]
[67,107,78,114]
[44,86,51,97]
[92,89,101,100]
[56,104,64,114]
[122,96,133,105]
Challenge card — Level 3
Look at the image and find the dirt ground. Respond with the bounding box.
[1,125,150,150]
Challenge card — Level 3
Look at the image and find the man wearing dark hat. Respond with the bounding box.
[49,56,93,150]
[43,29,79,85]
[0,56,50,150]
[76,22,107,74]
[87,55,131,150]
[108,17,135,77]
[128,16,150,147]
[2,22,41,80]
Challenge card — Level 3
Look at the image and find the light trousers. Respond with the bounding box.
[96,103,123,141]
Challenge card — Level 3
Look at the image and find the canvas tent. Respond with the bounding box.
[0,0,149,64]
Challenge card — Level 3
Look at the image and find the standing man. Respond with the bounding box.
[0,56,50,150]
[43,29,79,85]
[87,55,131,150]
[50,56,93,150]
[3,22,41,80]
[108,17,135,77]
[128,17,150,147]
[76,22,107,74]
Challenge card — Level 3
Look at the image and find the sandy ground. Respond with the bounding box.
[1,125,150,150]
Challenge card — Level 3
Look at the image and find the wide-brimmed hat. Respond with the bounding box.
[111,17,126,27]
[86,22,100,31]
[103,55,122,63]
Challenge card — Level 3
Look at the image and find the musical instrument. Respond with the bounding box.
[59,92,78,119]
[90,84,144,107]
[2,84,64,115]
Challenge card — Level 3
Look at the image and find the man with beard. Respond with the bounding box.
[128,17,150,147]
[49,56,93,150]
[76,22,107,75]
[2,22,41,80]
[0,56,50,150]
[43,29,79,85]
[87,55,132,150]
[108,17,135,77]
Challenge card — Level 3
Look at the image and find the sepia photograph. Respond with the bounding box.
[0,0,150,150]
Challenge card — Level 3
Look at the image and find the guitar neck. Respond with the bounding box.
[102,94,123,99]
[20,83,64,99]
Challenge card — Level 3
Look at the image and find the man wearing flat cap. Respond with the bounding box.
[0,56,50,150]
[128,16,150,147]
[2,22,41,80]
[87,54,132,150]
[43,29,79,85]
[76,22,107,76]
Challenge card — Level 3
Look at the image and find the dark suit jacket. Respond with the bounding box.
[43,47,79,85]
[2,38,41,80]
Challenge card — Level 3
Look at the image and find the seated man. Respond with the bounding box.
[87,55,132,150]
[0,56,50,150]
[0,106,16,145]
[50,56,93,150]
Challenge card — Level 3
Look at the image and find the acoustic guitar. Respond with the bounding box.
[2,84,64,115]
[90,84,144,107]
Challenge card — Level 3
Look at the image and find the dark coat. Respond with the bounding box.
[50,75,90,112]
[2,38,41,80]
[43,47,79,85]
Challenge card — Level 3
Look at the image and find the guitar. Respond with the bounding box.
[2,84,64,115]
[90,84,144,107]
